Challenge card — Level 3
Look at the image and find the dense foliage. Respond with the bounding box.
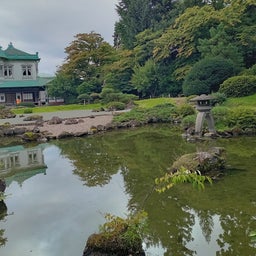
[219,75,256,97]
[48,0,256,102]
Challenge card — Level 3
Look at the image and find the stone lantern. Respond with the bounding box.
[190,94,216,136]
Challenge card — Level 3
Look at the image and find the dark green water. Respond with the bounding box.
[0,124,256,256]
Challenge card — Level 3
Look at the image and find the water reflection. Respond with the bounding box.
[0,144,129,256]
[0,200,7,247]
[0,126,256,255]
[0,144,47,186]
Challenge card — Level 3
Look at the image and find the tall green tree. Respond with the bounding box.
[131,59,159,98]
[53,32,115,102]
[197,23,244,70]
[103,49,136,93]
[114,0,177,49]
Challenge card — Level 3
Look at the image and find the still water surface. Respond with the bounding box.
[0,125,256,256]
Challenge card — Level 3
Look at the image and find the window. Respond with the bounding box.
[4,65,13,78]
[8,153,20,168]
[0,65,3,77]
[28,150,38,164]
[0,93,5,103]
[23,93,33,100]
[22,65,32,78]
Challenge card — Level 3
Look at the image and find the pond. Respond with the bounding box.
[0,124,256,256]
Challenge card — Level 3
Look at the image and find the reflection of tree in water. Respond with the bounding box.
[54,138,122,187]
[216,209,256,256]
[0,201,7,247]
[198,210,214,243]
[55,127,256,255]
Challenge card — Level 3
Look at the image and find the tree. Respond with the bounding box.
[197,23,244,70]
[131,59,160,98]
[77,93,92,105]
[59,32,114,90]
[182,57,237,96]
[103,49,136,93]
[47,73,78,103]
[114,0,177,49]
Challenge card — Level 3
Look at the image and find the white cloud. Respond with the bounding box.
[0,0,119,75]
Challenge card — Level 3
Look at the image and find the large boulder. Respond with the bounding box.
[47,116,62,125]
[170,147,226,178]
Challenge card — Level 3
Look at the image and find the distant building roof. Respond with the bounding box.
[0,77,54,89]
[0,42,40,61]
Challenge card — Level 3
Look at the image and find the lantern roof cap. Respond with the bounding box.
[190,94,214,102]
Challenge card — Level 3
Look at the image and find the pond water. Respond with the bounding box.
[0,124,256,256]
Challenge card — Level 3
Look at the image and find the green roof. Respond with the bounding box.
[0,77,54,89]
[0,42,40,61]
[4,168,47,187]
[0,47,7,58]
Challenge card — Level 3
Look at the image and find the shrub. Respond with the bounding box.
[240,64,256,76]
[18,102,35,108]
[146,104,177,122]
[182,57,237,96]
[113,104,177,124]
[77,93,92,104]
[90,93,100,102]
[212,106,230,124]
[113,107,148,123]
[106,102,126,111]
[227,107,256,129]
[219,75,256,97]
[177,103,195,117]
[211,92,227,105]
[23,108,33,114]
[181,114,196,128]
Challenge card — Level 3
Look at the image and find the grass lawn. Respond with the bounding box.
[12,103,103,115]
[11,94,256,115]
[134,97,186,108]
[223,94,256,109]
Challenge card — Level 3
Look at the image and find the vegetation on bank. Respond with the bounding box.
[84,211,148,255]
[6,93,256,134]
[45,0,255,104]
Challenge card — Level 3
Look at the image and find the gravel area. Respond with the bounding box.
[2,110,117,138]
[38,115,113,137]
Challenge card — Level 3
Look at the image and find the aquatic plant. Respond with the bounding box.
[155,166,213,192]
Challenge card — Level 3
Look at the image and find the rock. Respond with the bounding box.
[64,118,79,125]
[13,127,27,135]
[35,120,44,127]
[32,126,41,133]
[0,179,6,193]
[96,125,105,131]
[57,131,72,139]
[21,132,41,142]
[83,233,145,256]
[23,115,43,121]
[3,128,14,136]
[170,147,226,176]
[74,131,88,137]
[47,116,62,125]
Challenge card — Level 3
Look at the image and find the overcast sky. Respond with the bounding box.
[0,0,119,75]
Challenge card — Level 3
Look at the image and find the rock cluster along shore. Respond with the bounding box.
[1,111,256,143]
[0,114,147,142]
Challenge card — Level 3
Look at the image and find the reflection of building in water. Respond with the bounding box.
[0,144,47,186]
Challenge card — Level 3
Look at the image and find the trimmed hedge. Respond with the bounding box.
[219,75,256,97]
